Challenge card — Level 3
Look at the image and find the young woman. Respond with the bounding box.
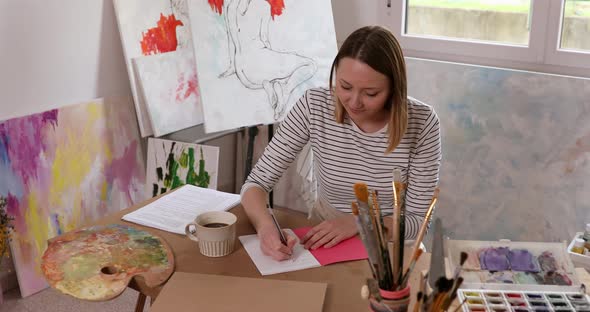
[241,26,441,261]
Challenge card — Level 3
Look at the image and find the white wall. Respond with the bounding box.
[0,0,130,120]
[331,0,379,45]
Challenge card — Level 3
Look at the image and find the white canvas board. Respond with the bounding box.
[188,0,338,133]
[113,0,192,136]
[133,49,203,137]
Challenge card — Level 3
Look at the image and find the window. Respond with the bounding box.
[405,0,532,46]
[380,0,590,74]
[561,0,590,51]
[544,0,590,68]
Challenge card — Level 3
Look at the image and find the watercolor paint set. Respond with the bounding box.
[446,240,588,312]
[456,289,590,312]
[445,239,581,291]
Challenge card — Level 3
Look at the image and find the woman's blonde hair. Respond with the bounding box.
[329,26,408,154]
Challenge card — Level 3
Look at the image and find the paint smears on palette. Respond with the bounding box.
[446,240,579,290]
[457,289,590,312]
[41,224,174,301]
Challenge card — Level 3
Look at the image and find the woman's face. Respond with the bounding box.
[335,57,391,125]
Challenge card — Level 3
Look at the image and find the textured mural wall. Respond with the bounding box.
[406,58,590,242]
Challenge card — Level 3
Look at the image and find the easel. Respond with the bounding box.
[244,124,275,206]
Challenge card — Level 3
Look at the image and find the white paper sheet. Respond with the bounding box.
[239,229,321,275]
[123,185,240,234]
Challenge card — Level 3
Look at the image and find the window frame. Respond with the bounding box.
[378,0,590,75]
[544,0,590,68]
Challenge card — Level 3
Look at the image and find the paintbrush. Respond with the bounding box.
[442,277,464,311]
[355,182,370,213]
[371,190,386,250]
[451,298,468,312]
[429,277,455,312]
[354,183,390,289]
[368,192,383,248]
[399,248,424,288]
[414,292,423,312]
[397,202,405,287]
[371,191,394,290]
[411,188,440,263]
[418,272,428,312]
[438,252,468,310]
[391,169,403,287]
[352,202,378,279]
[452,252,468,281]
[425,276,453,311]
[441,252,468,309]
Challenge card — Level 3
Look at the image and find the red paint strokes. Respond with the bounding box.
[140,14,183,56]
[208,0,224,15]
[266,0,285,20]
[175,72,199,102]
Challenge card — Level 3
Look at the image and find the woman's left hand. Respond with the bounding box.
[300,215,358,250]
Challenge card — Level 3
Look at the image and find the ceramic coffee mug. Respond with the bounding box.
[185,211,237,257]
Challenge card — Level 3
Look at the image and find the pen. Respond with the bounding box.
[267,204,288,246]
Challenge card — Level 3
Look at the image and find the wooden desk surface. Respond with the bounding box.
[91,195,430,312]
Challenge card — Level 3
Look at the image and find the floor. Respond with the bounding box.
[0,287,147,312]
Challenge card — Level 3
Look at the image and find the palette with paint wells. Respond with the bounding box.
[446,240,581,291]
[457,289,590,312]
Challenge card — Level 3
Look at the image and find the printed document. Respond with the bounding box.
[123,185,240,234]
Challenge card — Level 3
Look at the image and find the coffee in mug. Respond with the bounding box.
[185,211,237,257]
[203,222,228,228]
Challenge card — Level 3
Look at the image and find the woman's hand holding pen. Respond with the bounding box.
[300,215,358,250]
[257,222,297,261]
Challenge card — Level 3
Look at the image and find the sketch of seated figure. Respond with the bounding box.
[216,0,317,120]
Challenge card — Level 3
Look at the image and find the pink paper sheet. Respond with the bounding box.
[292,227,368,266]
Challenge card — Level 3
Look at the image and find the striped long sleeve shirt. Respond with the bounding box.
[242,87,441,239]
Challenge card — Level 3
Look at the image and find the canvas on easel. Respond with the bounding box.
[2,96,146,297]
[188,0,338,133]
[113,0,196,137]
[146,138,220,198]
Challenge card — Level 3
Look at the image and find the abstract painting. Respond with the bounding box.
[1,96,146,297]
[406,58,590,242]
[113,0,197,137]
[147,138,219,197]
[133,48,203,137]
[188,0,338,132]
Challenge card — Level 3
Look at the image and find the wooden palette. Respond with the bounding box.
[41,224,174,301]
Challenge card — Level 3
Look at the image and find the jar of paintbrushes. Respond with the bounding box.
[352,176,439,312]
[363,279,411,312]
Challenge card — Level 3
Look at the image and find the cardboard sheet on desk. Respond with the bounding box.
[149,272,327,312]
[293,227,368,266]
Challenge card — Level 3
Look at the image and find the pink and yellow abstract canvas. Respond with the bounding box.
[0,96,146,297]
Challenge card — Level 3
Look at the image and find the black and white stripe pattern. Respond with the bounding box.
[242,87,441,239]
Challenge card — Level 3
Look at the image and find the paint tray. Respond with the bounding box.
[445,239,582,292]
[567,233,590,271]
